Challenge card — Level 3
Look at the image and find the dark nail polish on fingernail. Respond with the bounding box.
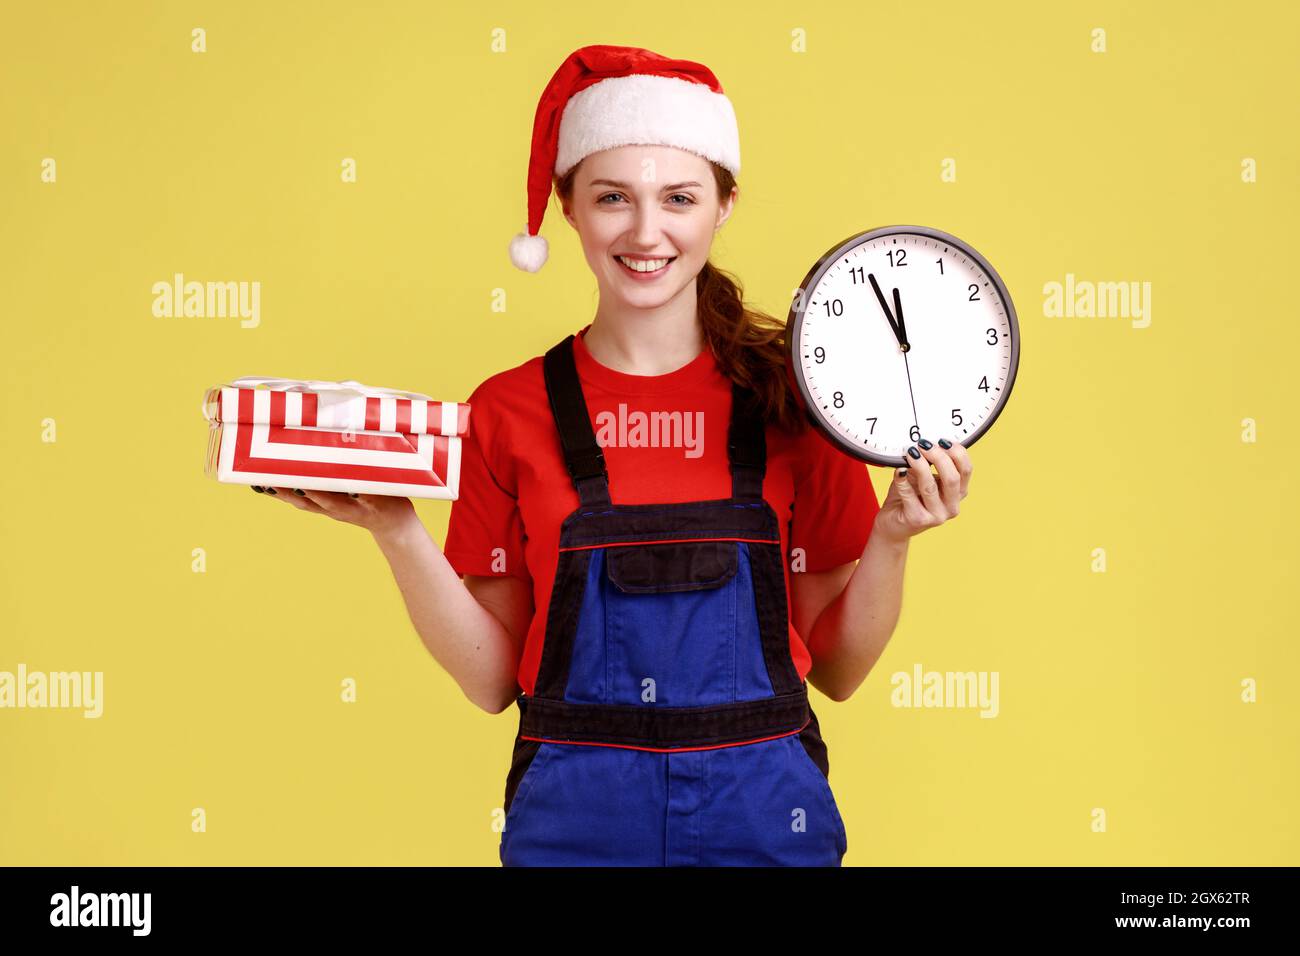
[897,468,908,478]
[266,488,278,495]
[918,439,933,450]
[251,486,264,493]
[907,446,921,459]
[348,493,359,499]
[938,438,952,449]
[293,488,306,496]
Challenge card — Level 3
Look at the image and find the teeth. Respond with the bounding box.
[617,256,671,273]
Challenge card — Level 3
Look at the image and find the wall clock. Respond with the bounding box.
[787,225,1019,467]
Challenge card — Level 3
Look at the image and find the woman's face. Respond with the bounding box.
[559,145,736,310]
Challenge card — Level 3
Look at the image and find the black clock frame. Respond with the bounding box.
[786,224,1020,468]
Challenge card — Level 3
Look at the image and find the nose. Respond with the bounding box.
[629,203,666,249]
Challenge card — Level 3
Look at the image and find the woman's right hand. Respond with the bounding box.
[253,485,416,539]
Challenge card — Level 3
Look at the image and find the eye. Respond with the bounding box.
[597,192,697,206]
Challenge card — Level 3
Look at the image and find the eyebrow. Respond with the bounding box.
[588,179,704,191]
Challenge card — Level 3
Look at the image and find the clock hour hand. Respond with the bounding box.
[867,273,905,348]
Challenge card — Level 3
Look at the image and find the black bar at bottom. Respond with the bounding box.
[0,866,1291,941]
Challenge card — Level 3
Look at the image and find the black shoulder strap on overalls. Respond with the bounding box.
[542,333,766,508]
[727,383,766,500]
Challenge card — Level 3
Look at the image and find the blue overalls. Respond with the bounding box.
[498,333,848,866]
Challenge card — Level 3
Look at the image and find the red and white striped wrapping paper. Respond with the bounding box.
[202,377,471,499]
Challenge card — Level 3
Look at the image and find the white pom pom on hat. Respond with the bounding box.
[509,44,741,272]
[509,227,549,272]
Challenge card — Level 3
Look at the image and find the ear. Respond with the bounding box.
[715,185,738,231]
[560,193,578,230]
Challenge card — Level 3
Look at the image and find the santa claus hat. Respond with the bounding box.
[508,44,741,273]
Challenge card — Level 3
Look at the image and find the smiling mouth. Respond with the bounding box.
[614,255,676,275]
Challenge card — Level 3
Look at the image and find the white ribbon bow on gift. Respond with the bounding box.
[230,376,434,402]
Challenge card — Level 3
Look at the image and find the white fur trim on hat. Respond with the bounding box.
[555,74,740,178]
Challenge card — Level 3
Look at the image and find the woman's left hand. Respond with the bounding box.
[872,438,972,546]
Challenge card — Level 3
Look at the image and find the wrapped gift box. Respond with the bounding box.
[202,377,469,499]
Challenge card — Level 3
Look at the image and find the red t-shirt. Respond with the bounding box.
[443,324,880,696]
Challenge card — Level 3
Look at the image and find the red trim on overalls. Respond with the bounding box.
[521,717,812,753]
[558,535,778,553]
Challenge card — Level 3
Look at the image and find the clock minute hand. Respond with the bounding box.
[867,273,905,348]
[878,279,919,444]
[896,290,921,438]
[892,287,910,350]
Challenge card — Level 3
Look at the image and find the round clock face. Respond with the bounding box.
[788,225,1019,467]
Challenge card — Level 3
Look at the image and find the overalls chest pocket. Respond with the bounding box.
[569,538,773,708]
[605,541,739,593]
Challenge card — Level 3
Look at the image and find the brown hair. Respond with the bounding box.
[554,160,809,435]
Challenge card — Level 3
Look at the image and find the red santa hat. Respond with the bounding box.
[508,44,741,273]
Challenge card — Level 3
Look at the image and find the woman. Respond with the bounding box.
[257,45,972,866]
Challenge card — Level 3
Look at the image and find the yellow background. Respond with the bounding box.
[2,0,1296,865]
